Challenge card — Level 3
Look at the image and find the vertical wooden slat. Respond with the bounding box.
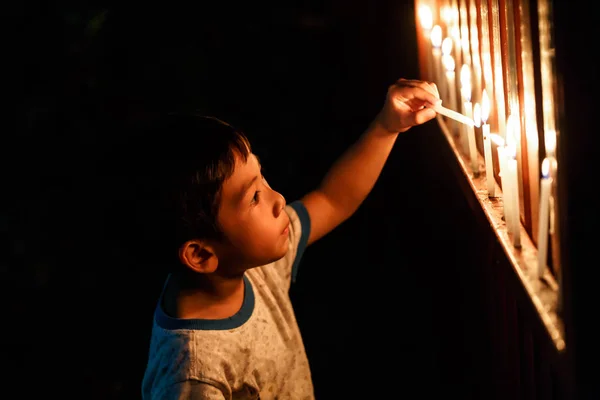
[502,0,533,236]
[515,0,541,242]
[488,0,507,187]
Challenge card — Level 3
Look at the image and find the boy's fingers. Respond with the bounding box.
[414,81,440,102]
[415,107,437,123]
[391,83,441,107]
[395,78,440,98]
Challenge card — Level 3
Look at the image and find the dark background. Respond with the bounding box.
[7,1,504,398]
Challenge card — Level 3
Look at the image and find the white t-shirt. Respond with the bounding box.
[141,201,314,400]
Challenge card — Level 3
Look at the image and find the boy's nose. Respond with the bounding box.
[273,191,286,217]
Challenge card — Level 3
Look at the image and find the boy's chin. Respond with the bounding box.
[263,248,288,266]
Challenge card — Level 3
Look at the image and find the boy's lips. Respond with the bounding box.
[281,221,290,235]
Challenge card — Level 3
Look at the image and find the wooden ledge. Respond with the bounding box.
[436,115,566,354]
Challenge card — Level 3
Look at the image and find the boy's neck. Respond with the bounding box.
[163,270,246,320]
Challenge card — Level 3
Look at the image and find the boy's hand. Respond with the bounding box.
[375,78,441,134]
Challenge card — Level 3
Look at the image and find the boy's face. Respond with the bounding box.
[216,152,290,270]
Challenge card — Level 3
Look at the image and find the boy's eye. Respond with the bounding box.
[252,191,261,204]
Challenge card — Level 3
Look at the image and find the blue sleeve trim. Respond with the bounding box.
[289,200,311,283]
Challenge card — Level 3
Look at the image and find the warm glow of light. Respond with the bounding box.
[441,6,453,27]
[507,142,517,159]
[451,26,460,43]
[460,64,471,102]
[451,9,459,25]
[419,5,433,30]
[461,34,470,56]
[545,129,557,155]
[473,103,481,127]
[443,54,455,72]
[441,37,453,56]
[460,64,471,87]
[431,25,443,48]
[490,133,505,147]
[506,114,517,158]
[505,114,514,146]
[481,89,490,123]
[523,92,539,161]
[541,157,550,178]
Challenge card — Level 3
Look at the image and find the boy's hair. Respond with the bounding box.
[126,113,252,268]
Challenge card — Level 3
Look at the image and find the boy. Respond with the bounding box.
[140,78,440,399]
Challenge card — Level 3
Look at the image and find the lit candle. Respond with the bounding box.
[506,115,521,248]
[473,102,481,128]
[441,5,453,37]
[491,134,511,232]
[481,90,495,197]
[544,129,558,234]
[461,64,478,175]
[537,157,553,278]
[431,25,443,86]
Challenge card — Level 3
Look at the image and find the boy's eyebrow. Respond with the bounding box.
[237,155,262,203]
[239,176,259,202]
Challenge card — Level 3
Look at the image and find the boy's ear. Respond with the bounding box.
[178,239,218,274]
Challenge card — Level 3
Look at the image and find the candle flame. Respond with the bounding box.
[451,9,459,24]
[507,142,517,159]
[460,64,471,88]
[431,25,442,48]
[451,26,460,42]
[490,133,505,147]
[545,129,557,155]
[441,6,453,26]
[462,35,469,54]
[443,54,455,72]
[441,37,453,56]
[541,157,550,178]
[440,6,452,26]
[473,103,481,127]
[419,5,433,30]
[481,89,490,123]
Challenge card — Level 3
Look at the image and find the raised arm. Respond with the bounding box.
[300,78,440,246]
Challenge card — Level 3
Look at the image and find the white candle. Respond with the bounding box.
[481,90,495,197]
[431,25,443,85]
[506,143,521,247]
[459,80,468,154]
[537,157,553,278]
[473,102,481,128]
[461,65,478,175]
[426,102,474,126]
[491,134,512,232]
[506,115,521,248]
[545,131,558,236]
[473,102,483,173]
